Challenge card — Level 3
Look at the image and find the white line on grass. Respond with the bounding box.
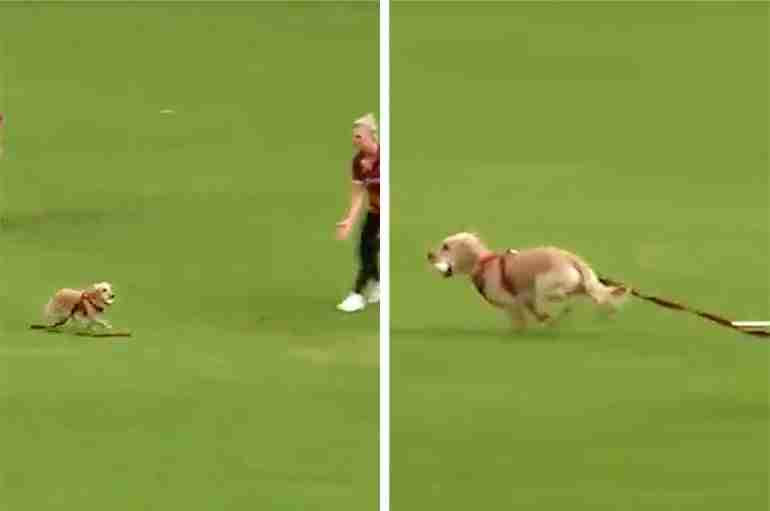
[379,0,390,509]
[732,321,770,328]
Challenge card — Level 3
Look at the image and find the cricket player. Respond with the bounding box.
[336,113,380,313]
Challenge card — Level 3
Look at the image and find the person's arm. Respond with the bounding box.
[336,181,366,240]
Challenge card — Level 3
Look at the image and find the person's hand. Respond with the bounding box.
[336,218,353,240]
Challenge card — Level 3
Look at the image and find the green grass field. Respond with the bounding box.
[0,3,378,509]
[392,2,768,509]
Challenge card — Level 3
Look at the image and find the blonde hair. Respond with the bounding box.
[353,112,378,140]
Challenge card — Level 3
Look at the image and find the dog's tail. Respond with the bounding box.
[570,256,629,309]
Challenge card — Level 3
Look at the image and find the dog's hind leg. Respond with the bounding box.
[534,267,586,324]
[49,317,69,328]
[524,291,551,324]
[532,273,570,323]
[44,310,71,328]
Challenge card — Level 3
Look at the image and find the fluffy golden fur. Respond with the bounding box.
[44,282,116,329]
[428,233,628,330]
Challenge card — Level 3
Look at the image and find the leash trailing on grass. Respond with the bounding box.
[75,331,132,338]
[598,277,769,339]
[29,324,132,337]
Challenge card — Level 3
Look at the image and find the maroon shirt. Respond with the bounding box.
[352,146,380,214]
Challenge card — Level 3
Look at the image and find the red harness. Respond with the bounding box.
[72,292,104,317]
[471,251,518,304]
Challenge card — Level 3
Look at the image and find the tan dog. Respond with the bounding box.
[427,233,628,330]
[43,282,116,329]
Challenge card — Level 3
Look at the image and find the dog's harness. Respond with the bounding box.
[71,292,104,318]
[471,251,518,305]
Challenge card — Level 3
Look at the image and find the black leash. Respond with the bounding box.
[598,276,769,339]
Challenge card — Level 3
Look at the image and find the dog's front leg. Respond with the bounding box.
[506,304,527,332]
[524,297,551,324]
[521,285,551,323]
[530,285,554,324]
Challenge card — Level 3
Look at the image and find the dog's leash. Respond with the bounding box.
[29,324,132,337]
[598,276,769,339]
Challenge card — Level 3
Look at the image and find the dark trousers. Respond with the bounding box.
[354,212,380,293]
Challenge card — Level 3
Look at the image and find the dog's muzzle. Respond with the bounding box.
[434,261,453,277]
[427,252,453,277]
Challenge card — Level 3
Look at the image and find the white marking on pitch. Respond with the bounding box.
[732,321,770,328]
[160,109,175,114]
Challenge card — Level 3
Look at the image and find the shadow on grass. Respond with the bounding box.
[392,324,604,345]
[1,207,144,234]
[26,324,131,339]
[215,294,379,337]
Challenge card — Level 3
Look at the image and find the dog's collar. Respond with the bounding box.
[476,251,497,267]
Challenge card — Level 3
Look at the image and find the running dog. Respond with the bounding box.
[427,233,628,330]
[43,282,116,329]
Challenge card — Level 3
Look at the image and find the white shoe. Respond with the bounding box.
[364,282,380,304]
[337,292,366,312]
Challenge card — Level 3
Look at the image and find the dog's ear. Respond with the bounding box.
[463,228,482,243]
